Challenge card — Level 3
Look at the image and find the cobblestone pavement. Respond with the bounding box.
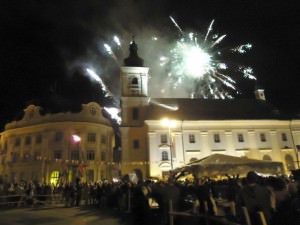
[0,206,131,225]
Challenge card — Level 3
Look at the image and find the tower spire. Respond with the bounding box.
[124,36,144,67]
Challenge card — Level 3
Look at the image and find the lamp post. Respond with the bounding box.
[71,134,82,181]
[289,122,300,169]
[161,118,177,170]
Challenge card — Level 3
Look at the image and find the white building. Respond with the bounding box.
[119,40,300,179]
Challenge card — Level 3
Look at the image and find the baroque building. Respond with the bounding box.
[0,102,115,184]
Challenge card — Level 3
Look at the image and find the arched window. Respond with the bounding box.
[263,155,272,161]
[131,77,138,85]
[162,151,169,161]
[285,154,295,171]
[130,77,140,95]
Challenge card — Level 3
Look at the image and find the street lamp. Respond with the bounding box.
[72,134,81,143]
[161,118,177,170]
[71,134,82,181]
[289,122,300,169]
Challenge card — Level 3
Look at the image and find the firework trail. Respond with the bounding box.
[204,19,214,41]
[86,68,121,124]
[169,16,184,35]
[86,68,114,98]
[160,17,256,99]
[102,35,126,66]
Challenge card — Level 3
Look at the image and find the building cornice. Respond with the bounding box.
[3,102,111,131]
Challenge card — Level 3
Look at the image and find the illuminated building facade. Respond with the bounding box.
[119,41,300,179]
[0,102,115,184]
[1,41,300,182]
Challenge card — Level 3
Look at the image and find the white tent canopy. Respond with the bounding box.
[175,154,284,179]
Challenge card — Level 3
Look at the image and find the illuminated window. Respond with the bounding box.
[11,152,18,162]
[4,141,7,151]
[71,150,79,160]
[133,139,140,149]
[50,171,60,186]
[54,132,63,142]
[15,137,21,147]
[36,134,42,144]
[132,108,139,120]
[101,135,106,144]
[237,133,244,142]
[88,133,96,142]
[25,136,31,145]
[162,151,169,161]
[161,134,168,144]
[101,152,106,161]
[54,150,62,159]
[86,151,95,161]
[281,133,287,142]
[214,134,220,143]
[189,134,196,143]
[260,133,266,142]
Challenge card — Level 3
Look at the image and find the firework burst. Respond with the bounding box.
[160,17,256,99]
[101,18,255,99]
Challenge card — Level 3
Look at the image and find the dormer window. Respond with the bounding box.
[90,107,97,116]
[237,133,244,142]
[214,134,221,143]
[281,133,287,142]
[161,134,168,144]
[260,133,266,142]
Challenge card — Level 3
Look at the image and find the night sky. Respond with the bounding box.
[0,0,299,129]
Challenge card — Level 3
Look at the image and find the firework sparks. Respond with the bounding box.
[86,68,121,124]
[104,107,122,124]
[104,43,118,63]
[232,43,252,54]
[113,35,121,48]
[160,17,256,99]
[100,18,255,99]
[169,16,184,35]
[149,98,179,111]
[86,68,113,98]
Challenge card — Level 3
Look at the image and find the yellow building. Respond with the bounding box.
[0,102,116,184]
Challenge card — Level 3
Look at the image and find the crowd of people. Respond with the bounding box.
[0,171,300,225]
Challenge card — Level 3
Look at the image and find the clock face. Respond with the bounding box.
[90,107,97,116]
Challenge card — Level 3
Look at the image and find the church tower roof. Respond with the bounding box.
[124,37,144,67]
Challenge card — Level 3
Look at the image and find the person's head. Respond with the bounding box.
[267,176,287,191]
[292,169,300,181]
[246,171,259,185]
